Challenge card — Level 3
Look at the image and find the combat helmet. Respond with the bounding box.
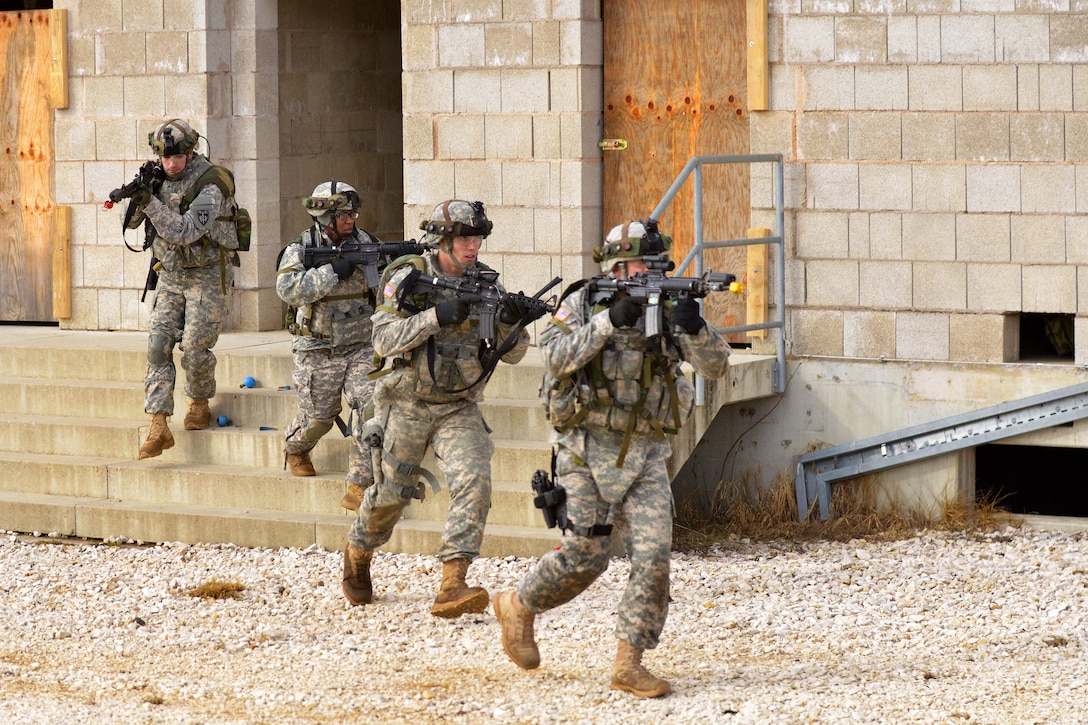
[303,180,360,227]
[148,118,200,157]
[418,200,493,247]
[594,219,672,276]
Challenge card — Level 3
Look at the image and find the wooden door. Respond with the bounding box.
[0,9,58,322]
[602,0,749,331]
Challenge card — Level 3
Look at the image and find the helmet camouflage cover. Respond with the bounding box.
[148,118,200,156]
[419,200,493,246]
[594,219,672,275]
[303,180,360,226]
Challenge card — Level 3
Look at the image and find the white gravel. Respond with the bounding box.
[1,527,1086,724]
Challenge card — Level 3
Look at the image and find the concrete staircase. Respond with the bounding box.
[0,325,776,556]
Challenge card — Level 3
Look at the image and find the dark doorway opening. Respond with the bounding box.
[976,443,1088,516]
[1019,313,1074,362]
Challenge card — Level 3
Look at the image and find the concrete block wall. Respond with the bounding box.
[401,1,604,296]
[55,0,277,333]
[752,3,1088,365]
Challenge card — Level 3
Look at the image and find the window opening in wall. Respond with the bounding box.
[1019,313,1074,363]
[0,1,53,9]
[976,443,1088,517]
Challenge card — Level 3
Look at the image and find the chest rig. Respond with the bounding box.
[292,228,376,346]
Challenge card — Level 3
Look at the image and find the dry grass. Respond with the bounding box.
[185,578,246,600]
[673,470,1020,551]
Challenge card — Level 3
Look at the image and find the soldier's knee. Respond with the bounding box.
[301,418,335,442]
[147,333,173,366]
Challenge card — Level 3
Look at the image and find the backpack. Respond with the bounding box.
[181,165,251,253]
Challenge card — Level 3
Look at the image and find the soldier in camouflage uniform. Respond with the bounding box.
[130,119,241,460]
[493,221,731,698]
[342,200,535,619]
[276,181,378,506]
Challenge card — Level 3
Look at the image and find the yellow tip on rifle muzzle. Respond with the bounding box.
[729,281,745,294]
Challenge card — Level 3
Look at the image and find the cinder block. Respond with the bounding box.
[559,113,600,159]
[532,206,563,255]
[1022,264,1076,313]
[913,261,966,310]
[957,213,1010,262]
[949,313,1015,363]
[908,66,962,111]
[967,263,1021,311]
[1066,114,1088,162]
[531,114,561,159]
[453,161,503,203]
[436,115,485,159]
[802,65,855,110]
[454,70,502,113]
[561,206,600,257]
[903,212,956,260]
[122,76,166,118]
[790,308,844,357]
[808,163,859,209]
[96,32,146,75]
[835,17,887,63]
[1039,64,1073,111]
[483,115,531,158]
[1068,215,1088,263]
[855,66,907,110]
[805,259,859,307]
[843,310,896,359]
[561,160,600,208]
[1020,166,1075,213]
[83,245,126,288]
[55,119,98,162]
[956,113,1011,161]
[795,210,850,258]
[895,311,949,361]
[887,15,916,62]
[995,15,1050,62]
[502,161,553,206]
[501,69,550,112]
[92,118,136,162]
[750,112,794,157]
[84,77,125,117]
[1017,63,1040,111]
[559,18,603,66]
[869,211,904,259]
[485,23,533,66]
[84,161,125,207]
[850,113,902,160]
[859,164,911,211]
[859,260,912,308]
[164,74,210,117]
[406,71,455,114]
[918,15,942,63]
[966,165,1021,212]
[532,20,561,66]
[849,211,871,258]
[1011,214,1066,263]
[1011,113,1065,162]
[1051,15,1088,62]
[97,289,122,330]
[402,25,436,71]
[902,112,955,161]
[1075,317,1088,367]
[549,67,582,113]
[941,14,995,63]
[963,66,1018,111]
[912,166,965,212]
[784,16,835,63]
[147,31,187,73]
[798,112,848,160]
[439,24,486,68]
[404,160,456,205]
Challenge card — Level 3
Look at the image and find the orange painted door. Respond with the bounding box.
[0,10,56,322]
[602,0,749,330]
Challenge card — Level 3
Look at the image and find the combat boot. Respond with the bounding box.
[340,482,367,512]
[611,639,672,698]
[493,590,540,669]
[284,450,316,477]
[342,544,373,606]
[138,413,174,460]
[431,558,489,618]
[183,398,210,430]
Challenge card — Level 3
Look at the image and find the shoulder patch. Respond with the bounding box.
[554,306,573,322]
[189,195,217,231]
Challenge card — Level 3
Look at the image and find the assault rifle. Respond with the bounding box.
[407,267,562,342]
[103,160,165,208]
[303,239,429,288]
[588,256,739,338]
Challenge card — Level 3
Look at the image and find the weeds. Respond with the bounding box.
[185,578,246,600]
[673,470,1020,551]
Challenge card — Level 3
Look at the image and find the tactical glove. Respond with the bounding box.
[130,183,153,207]
[435,298,471,326]
[608,295,643,328]
[331,258,355,281]
[671,296,705,334]
[499,295,531,325]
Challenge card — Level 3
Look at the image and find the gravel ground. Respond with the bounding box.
[0,527,1086,724]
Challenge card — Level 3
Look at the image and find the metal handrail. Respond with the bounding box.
[650,153,787,401]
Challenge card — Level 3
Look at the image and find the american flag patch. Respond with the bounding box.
[383,283,396,299]
[555,306,572,322]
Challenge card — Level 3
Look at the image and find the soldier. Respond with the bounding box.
[341,200,536,618]
[492,220,731,697]
[276,181,377,508]
[131,119,241,459]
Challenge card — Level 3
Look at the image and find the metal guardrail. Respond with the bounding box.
[651,153,787,401]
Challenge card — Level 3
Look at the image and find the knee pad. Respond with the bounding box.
[301,418,335,442]
[147,333,173,366]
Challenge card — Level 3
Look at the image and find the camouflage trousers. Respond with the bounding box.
[144,265,230,415]
[348,381,494,561]
[517,435,674,651]
[284,343,375,486]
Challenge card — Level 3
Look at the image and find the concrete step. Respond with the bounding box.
[0,490,561,557]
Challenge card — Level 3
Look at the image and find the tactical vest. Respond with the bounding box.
[373,253,492,401]
[152,155,239,273]
[542,286,695,464]
[288,228,376,347]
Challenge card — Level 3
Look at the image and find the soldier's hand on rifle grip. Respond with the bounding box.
[435,297,471,326]
[672,296,705,334]
[331,258,355,281]
[499,295,530,325]
[608,295,642,328]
